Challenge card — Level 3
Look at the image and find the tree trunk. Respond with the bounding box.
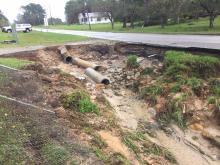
[131,19,134,29]
[160,18,165,28]
[123,17,127,28]
[209,15,215,28]
[111,20,114,29]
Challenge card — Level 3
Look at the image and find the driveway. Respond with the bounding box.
[35,28,220,51]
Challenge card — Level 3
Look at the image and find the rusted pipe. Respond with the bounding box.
[72,57,101,70]
[58,46,73,63]
[85,68,110,85]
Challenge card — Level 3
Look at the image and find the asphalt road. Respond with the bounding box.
[35,28,220,51]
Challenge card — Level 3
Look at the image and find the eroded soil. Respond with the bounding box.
[0,42,219,165]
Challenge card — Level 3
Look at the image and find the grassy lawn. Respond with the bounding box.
[0,57,32,69]
[0,31,88,48]
[41,17,220,34]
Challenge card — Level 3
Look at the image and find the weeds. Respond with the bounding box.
[141,67,154,75]
[62,90,99,114]
[171,83,181,93]
[123,132,176,164]
[187,77,202,95]
[157,100,187,129]
[127,55,139,69]
[93,148,108,162]
[140,85,163,98]
[143,143,177,164]
[209,78,220,96]
[41,143,70,165]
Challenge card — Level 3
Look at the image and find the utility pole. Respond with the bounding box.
[49,5,54,25]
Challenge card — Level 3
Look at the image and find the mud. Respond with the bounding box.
[1,42,220,165]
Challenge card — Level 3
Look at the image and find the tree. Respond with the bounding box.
[0,10,9,27]
[17,3,46,25]
[148,0,172,28]
[94,0,119,29]
[65,0,89,24]
[193,0,220,28]
[48,18,63,25]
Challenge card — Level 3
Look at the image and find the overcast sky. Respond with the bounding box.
[0,0,69,23]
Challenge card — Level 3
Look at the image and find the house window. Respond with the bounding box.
[90,17,93,22]
[83,17,88,23]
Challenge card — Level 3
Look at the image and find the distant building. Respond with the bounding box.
[78,12,111,24]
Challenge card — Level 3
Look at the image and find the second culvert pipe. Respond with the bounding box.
[72,58,101,70]
[85,68,110,85]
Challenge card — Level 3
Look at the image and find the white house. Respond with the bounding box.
[78,12,111,24]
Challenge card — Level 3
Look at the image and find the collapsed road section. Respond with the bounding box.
[0,42,219,165]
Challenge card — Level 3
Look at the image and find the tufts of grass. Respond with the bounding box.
[127,55,139,69]
[209,78,220,96]
[41,143,70,165]
[111,153,130,165]
[143,143,177,164]
[0,57,32,69]
[93,147,108,162]
[123,132,176,164]
[62,90,99,114]
[171,83,182,93]
[141,67,154,76]
[187,77,202,95]
[157,100,187,129]
[164,51,220,79]
[207,96,218,104]
[140,85,163,98]
[123,132,145,157]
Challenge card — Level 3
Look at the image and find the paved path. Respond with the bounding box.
[35,28,220,51]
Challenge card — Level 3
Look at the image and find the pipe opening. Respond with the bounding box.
[94,65,102,71]
[101,79,110,85]
[65,56,73,63]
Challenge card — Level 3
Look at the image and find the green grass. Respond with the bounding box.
[61,90,99,114]
[39,17,220,34]
[41,143,70,165]
[127,55,139,69]
[0,108,32,164]
[0,31,88,48]
[0,57,32,69]
[164,51,220,79]
[157,100,187,129]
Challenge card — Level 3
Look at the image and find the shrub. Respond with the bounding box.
[62,90,99,114]
[164,51,220,79]
[41,144,70,165]
[127,55,139,69]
